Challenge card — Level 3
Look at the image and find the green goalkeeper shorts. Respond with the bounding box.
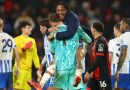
[53,69,86,90]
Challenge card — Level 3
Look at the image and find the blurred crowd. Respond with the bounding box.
[0,0,130,61]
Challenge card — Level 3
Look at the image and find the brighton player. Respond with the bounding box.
[37,18,55,89]
[109,23,123,89]
[115,18,130,90]
[13,21,40,90]
[0,18,20,90]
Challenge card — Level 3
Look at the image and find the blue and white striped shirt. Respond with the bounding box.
[43,35,53,67]
[0,32,16,73]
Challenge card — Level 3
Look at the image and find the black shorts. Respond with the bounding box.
[86,77,112,90]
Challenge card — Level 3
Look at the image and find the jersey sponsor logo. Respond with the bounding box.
[98,44,104,52]
[96,53,104,56]
[28,48,33,52]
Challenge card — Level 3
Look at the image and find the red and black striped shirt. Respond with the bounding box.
[88,36,111,80]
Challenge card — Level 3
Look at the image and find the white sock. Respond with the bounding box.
[76,69,82,77]
[39,62,55,87]
[40,73,51,87]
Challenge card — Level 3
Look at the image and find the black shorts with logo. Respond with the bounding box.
[86,77,112,90]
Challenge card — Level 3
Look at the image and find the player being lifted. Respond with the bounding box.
[0,18,20,90]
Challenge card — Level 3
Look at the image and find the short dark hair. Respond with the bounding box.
[18,21,31,31]
[92,21,104,33]
[39,18,50,27]
[49,13,61,22]
[56,1,68,10]
[122,18,130,26]
[17,21,31,34]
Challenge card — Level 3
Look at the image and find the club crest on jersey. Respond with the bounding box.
[98,44,104,52]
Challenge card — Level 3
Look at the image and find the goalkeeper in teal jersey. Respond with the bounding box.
[48,14,91,90]
[50,25,91,71]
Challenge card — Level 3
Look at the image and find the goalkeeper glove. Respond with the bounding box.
[21,41,33,52]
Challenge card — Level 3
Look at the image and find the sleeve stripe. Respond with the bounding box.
[121,45,128,48]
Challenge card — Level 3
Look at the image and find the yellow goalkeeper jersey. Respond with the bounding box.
[13,35,40,70]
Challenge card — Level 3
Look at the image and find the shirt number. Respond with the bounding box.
[100,81,107,88]
[2,39,13,53]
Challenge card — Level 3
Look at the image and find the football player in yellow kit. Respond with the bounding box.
[13,21,40,90]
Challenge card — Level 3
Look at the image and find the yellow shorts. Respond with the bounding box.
[13,68,31,90]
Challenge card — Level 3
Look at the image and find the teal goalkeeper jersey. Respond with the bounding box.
[50,24,92,71]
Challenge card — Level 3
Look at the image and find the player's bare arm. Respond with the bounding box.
[115,47,127,80]
[13,47,20,79]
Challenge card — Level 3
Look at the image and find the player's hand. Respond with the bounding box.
[48,27,57,32]
[84,72,92,83]
[38,65,43,74]
[21,41,33,52]
[14,67,20,80]
[37,69,42,82]
[40,26,47,34]
[47,35,54,41]
[37,64,43,81]
[84,72,89,82]
[39,64,43,72]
